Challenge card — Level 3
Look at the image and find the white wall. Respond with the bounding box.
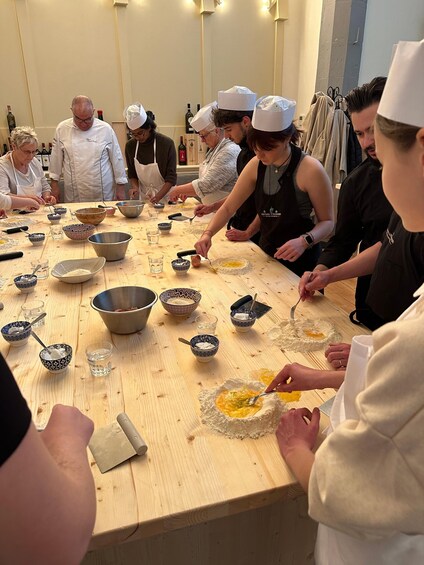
[358,0,424,83]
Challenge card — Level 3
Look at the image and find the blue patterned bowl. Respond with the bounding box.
[158,222,172,233]
[190,334,219,362]
[1,321,31,347]
[63,223,96,241]
[28,232,46,246]
[171,258,190,275]
[159,288,201,316]
[14,274,38,293]
[39,343,72,373]
[54,207,67,215]
[230,309,257,332]
[47,213,61,224]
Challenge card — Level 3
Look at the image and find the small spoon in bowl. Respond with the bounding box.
[8,313,47,335]
[178,337,200,349]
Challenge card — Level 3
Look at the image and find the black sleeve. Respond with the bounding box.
[318,176,363,269]
[125,139,137,180]
[0,354,32,466]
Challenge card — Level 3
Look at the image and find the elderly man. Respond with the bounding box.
[49,96,127,203]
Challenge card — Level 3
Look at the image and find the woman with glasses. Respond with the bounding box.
[124,103,176,203]
[0,126,56,208]
[166,102,240,205]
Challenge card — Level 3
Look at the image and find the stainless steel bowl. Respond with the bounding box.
[91,286,158,334]
[116,201,145,218]
[88,232,132,261]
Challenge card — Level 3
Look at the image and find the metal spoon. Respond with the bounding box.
[178,337,201,349]
[8,313,47,336]
[248,390,278,406]
[290,273,313,320]
[30,329,48,349]
[249,293,257,315]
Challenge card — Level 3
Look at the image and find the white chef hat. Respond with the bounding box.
[378,39,424,127]
[252,96,296,132]
[189,101,218,132]
[124,103,147,130]
[217,86,257,111]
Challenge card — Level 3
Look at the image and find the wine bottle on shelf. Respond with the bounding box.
[6,105,16,134]
[48,142,53,154]
[2,143,8,155]
[197,103,200,113]
[35,146,43,166]
[178,136,187,166]
[41,143,49,171]
[97,110,104,121]
[185,104,194,134]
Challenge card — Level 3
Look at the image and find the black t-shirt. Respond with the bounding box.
[0,354,31,466]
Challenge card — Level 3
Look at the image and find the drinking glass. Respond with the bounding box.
[148,254,164,274]
[195,313,218,335]
[21,300,46,327]
[31,259,49,279]
[50,225,63,240]
[146,229,160,245]
[86,341,113,377]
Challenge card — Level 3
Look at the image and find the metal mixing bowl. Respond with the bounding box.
[88,232,132,261]
[91,286,158,334]
[116,201,145,218]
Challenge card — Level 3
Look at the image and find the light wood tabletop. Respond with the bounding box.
[0,201,366,563]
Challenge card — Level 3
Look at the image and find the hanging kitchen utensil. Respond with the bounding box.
[230,295,271,319]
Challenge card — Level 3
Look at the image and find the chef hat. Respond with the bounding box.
[252,96,296,132]
[378,39,424,127]
[190,101,218,132]
[217,86,257,111]
[124,103,147,130]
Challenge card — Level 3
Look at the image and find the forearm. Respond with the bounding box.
[177,182,196,197]
[245,214,261,238]
[326,243,380,284]
[155,181,173,201]
[308,219,334,243]
[50,180,60,201]
[284,446,315,493]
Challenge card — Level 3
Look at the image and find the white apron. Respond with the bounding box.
[134,138,165,202]
[11,156,43,197]
[199,139,232,205]
[315,285,424,565]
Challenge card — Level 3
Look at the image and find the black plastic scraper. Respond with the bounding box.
[230,295,271,319]
[168,212,190,221]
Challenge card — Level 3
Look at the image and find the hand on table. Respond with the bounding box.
[274,237,306,262]
[276,407,320,459]
[41,404,94,456]
[325,342,351,369]
[0,209,8,218]
[299,270,331,301]
[225,228,250,242]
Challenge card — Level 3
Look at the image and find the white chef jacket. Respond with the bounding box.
[49,118,127,203]
[310,284,424,564]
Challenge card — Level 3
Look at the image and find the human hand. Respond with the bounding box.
[325,342,351,369]
[225,228,250,242]
[299,270,330,300]
[115,184,126,201]
[41,404,94,453]
[265,362,326,393]
[195,203,214,217]
[0,209,7,219]
[22,196,42,210]
[44,194,57,205]
[128,187,139,200]
[274,237,306,262]
[194,233,212,258]
[166,186,183,203]
[276,407,320,459]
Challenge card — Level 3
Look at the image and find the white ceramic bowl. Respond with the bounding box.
[51,257,106,283]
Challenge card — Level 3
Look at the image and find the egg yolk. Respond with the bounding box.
[303,329,326,339]
[221,260,245,269]
[216,388,263,418]
[251,368,302,403]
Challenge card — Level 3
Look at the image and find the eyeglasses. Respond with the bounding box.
[129,128,150,138]
[72,112,94,124]
[18,148,38,156]
[198,129,215,140]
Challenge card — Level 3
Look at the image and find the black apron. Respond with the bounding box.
[366,212,424,324]
[254,144,320,277]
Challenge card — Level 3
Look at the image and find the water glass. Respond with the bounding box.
[21,300,46,327]
[50,225,63,240]
[148,208,158,220]
[148,253,164,274]
[195,313,218,335]
[146,229,160,245]
[31,259,49,279]
[86,341,113,377]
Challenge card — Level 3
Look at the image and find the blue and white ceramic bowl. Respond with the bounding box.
[171,258,190,275]
[47,213,61,224]
[14,274,38,293]
[54,207,67,215]
[159,288,201,317]
[158,222,172,233]
[230,309,257,332]
[39,343,72,373]
[63,223,96,241]
[190,334,219,363]
[28,232,46,246]
[1,321,31,347]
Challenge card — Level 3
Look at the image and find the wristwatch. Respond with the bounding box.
[301,232,315,248]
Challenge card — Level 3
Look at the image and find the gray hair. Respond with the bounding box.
[10,126,38,149]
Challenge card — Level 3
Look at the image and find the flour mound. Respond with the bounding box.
[268,318,341,352]
[212,258,251,275]
[199,378,285,439]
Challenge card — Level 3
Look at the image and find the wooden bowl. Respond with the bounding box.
[75,207,106,226]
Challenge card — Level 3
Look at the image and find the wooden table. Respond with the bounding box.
[0,202,364,564]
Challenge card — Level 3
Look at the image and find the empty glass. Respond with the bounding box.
[148,253,164,274]
[195,313,218,335]
[86,341,113,377]
[21,300,46,327]
[50,225,63,240]
[146,229,160,245]
[31,259,49,279]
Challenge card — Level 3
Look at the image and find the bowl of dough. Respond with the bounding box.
[159,288,201,317]
[91,286,158,334]
[51,257,106,283]
[116,201,145,218]
[75,207,106,226]
[63,223,96,241]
